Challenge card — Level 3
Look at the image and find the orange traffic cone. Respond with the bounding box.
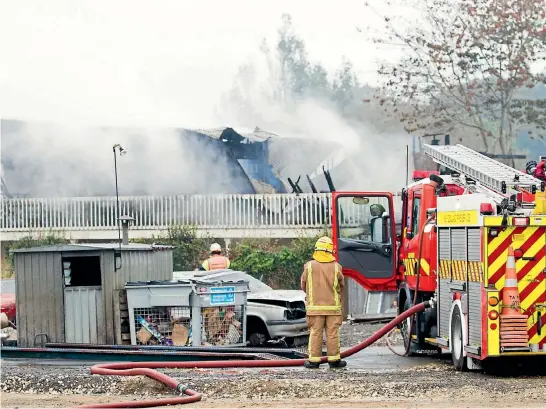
[499,246,529,349]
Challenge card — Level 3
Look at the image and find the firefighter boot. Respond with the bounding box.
[304,361,320,369]
[328,360,347,369]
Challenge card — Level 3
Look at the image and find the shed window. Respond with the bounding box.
[63,256,102,287]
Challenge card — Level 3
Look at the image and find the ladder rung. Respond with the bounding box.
[424,144,542,194]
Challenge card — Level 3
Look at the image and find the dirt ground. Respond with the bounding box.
[3,393,546,409]
[2,359,546,408]
[2,322,546,408]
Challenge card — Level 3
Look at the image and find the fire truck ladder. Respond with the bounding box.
[423,144,544,198]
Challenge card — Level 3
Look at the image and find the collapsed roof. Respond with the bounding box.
[1,118,347,197]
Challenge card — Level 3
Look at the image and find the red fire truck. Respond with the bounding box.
[333,144,546,370]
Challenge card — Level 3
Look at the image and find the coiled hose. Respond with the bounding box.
[77,300,431,408]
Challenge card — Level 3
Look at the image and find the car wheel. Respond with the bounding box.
[246,316,270,347]
[248,332,267,347]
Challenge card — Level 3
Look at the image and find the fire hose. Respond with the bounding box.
[387,213,435,357]
[77,300,433,408]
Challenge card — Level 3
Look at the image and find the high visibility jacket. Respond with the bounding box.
[202,255,230,271]
[300,259,345,316]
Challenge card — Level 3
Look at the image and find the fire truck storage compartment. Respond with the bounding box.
[437,227,483,349]
[125,278,250,347]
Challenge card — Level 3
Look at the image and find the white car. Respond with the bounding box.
[173,270,309,347]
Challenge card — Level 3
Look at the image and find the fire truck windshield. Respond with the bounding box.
[337,195,391,244]
[334,193,396,284]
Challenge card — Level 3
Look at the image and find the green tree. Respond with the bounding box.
[371,0,546,158]
[229,233,329,289]
[4,232,69,277]
[224,13,360,117]
[332,59,360,113]
[134,225,213,271]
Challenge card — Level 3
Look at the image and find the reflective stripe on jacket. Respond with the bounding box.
[301,259,345,316]
[202,255,230,271]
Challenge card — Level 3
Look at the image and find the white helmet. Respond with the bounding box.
[210,243,222,253]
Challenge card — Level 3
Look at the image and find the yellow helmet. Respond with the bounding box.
[314,236,334,253]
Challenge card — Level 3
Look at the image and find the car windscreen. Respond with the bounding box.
[211,273,272,293]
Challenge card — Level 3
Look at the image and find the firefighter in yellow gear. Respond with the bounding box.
[201,243,231,271]
[301,236,346,369]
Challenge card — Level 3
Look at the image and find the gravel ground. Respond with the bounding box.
[2,361,546,408]
[2,323,545,408]
[339,321,391,348]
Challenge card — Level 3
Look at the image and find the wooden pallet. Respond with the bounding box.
[114,289,131,345]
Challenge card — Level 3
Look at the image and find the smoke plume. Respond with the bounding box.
[0,1,410,199]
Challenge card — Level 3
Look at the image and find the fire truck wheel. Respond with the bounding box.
[450,306,468,371]
[400,300,416,356]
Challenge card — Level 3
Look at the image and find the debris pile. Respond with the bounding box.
[135,306,243,347]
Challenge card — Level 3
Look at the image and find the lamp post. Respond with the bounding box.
[113,144,126,271]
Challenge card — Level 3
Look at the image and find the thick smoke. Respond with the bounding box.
[1,120,253,197]
[1,1,410,199]
[218,53,411,194]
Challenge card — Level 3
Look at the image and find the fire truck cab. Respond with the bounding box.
[332,144,546,370]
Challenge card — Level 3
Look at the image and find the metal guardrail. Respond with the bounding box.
[0,193,384,232]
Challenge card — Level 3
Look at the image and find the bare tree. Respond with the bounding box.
[369,0,546,158]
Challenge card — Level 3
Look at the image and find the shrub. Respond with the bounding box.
[3,231,69,278]
[134,225,213,271]
[229,232,330,289]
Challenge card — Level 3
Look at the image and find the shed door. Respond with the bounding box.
[62,255,105,344]
[64,286,106,344]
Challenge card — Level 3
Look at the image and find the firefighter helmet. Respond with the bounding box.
[370,203,386,217]
[526,160,537,175]
[315,236,334,253]
[210,243,222,253]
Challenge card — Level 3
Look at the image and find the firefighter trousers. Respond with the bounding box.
[307,315,343,362]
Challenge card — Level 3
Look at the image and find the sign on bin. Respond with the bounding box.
[210,286,235,305]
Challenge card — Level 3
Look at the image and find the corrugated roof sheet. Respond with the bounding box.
[189,127,227,140]
[188,127,276,143]
[240,127,279,142]
[267,137,342,184]
[249,178,277,194]
[10,243,173,253]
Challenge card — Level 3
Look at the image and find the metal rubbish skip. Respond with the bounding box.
[125,280,193,347]
[125,278,249,348]
[190,279,249,347]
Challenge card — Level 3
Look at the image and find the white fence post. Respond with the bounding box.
[0,193,359,233]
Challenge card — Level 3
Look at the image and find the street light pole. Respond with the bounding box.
[113,144,126,271]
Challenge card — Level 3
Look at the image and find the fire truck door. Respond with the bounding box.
[332,192,397,291]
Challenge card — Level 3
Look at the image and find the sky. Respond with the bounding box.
[0,0,409,128]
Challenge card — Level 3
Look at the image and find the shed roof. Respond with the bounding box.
[10,242,173,254]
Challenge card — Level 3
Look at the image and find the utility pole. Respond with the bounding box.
[113,144,126,271]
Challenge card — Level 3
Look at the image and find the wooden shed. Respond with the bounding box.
[11,243,173,347]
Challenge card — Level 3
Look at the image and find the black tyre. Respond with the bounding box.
[248,332,267,347]
[450,306,468,371]
[246,316,270,347]
[399,299,417,356]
